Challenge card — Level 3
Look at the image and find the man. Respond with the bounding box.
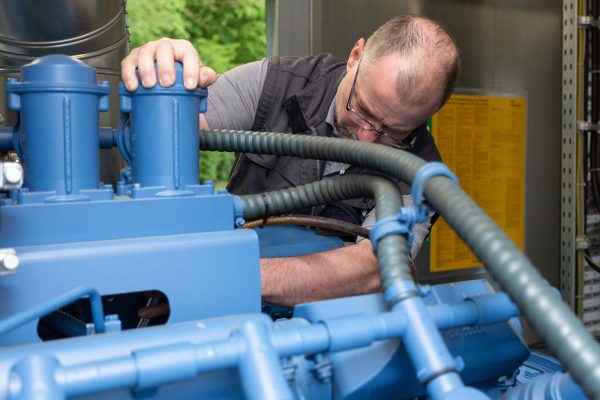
[121,16,460,307]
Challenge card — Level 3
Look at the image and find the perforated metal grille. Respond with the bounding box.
[560,0,578,309]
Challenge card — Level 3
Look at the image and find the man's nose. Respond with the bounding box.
[357,128,380,143]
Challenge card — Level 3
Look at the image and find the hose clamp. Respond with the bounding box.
[233,196,246,227]
[384,280,419,305]
[370,207,430,254]
[370,162,457,254]
[411,161,459,211]
[370,215,410,254]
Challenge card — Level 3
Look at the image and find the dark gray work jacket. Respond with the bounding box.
[227,54,442,226]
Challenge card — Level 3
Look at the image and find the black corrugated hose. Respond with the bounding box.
[239,173,413,284]
[201,128,600,399]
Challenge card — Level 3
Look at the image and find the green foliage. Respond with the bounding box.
[126,0,265,184]
[199,151,235,188]
[126,0,188,49]
[183,0,267,73]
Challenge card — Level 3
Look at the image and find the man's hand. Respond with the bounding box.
[120,38,217,91]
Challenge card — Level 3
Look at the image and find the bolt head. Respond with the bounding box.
[0,254,19,271]
[3,163,23,185]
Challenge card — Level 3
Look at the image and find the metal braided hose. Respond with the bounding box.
[201,128,600,399]
[243,215,370,238]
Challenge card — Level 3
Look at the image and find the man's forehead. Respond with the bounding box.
[364,52,443,93]
[357,68,435,124]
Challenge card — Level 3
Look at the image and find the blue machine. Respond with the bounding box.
[0,55,260,346]
[0,55,591,400]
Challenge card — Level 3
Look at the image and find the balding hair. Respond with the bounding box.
[363,16,460,107]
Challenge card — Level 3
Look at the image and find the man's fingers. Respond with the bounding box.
[137,302,170,319]
[137,41,159,88]
[198,64,217,88]
[120,47,140,91]
[177,41,201,89]
[122,38,215,91]
[156,40,177,87]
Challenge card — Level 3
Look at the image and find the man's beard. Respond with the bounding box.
[338,124,359,140]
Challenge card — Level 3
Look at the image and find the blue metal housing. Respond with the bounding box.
[0,55,261,347]
[118,63,209,198]
[6,55,111,203]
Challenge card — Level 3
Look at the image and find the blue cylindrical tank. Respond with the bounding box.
[119,64,207,193]
[6,55,109,199]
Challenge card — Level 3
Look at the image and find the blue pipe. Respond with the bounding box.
[323,311,407,352]
[98,127,117,149]
[0,127,12,151]
[387,281,483,400]
[238,318,294,400]
[134,342,199,389]
[11,355,64,400]
[3,293,519,398]
[428,293,520,329]
[1,126,116,154]
[0,286,105,336]
[57,355,137,397]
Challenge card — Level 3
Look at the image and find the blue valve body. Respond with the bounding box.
[6,55,109,202]
[119,64,208,194]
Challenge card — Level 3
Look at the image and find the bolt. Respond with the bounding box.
[235,217,246,227]
[3,163,23,186]
[0,250,19,272]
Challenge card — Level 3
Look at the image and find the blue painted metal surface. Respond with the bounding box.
[0,287,106,336]
[0,192,234,247]
[0,282,533,399]
[256,225,344,257]
[6,55,111,204]
[0,55,261,348]
[0,54,587,400]
[0,230,260,346]
[499,353,587,399]
[295,279,529,399]
[118,63,209,198]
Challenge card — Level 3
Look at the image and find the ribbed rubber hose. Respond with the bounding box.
[239,174,413,284]
[201,129,600,399]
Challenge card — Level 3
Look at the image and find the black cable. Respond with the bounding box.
[584,249,600,274]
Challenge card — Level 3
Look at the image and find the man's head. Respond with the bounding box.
[335,15,460,146]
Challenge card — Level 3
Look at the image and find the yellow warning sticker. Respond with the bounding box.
[430,94,527,272]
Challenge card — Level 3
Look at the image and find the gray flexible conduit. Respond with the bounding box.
[201,129,600,399]
[239,174,413,284]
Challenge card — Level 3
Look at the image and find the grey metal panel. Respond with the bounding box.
[266,0,311,56]
[283,0,563,288]
[311,0,420,56]
[561,0,578,310]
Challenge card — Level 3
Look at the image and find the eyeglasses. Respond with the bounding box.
[345,59,421,150]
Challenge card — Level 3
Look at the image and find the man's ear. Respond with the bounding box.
[347,38,365,71]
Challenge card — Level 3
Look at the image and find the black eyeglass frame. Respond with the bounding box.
[345,58,423,150]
